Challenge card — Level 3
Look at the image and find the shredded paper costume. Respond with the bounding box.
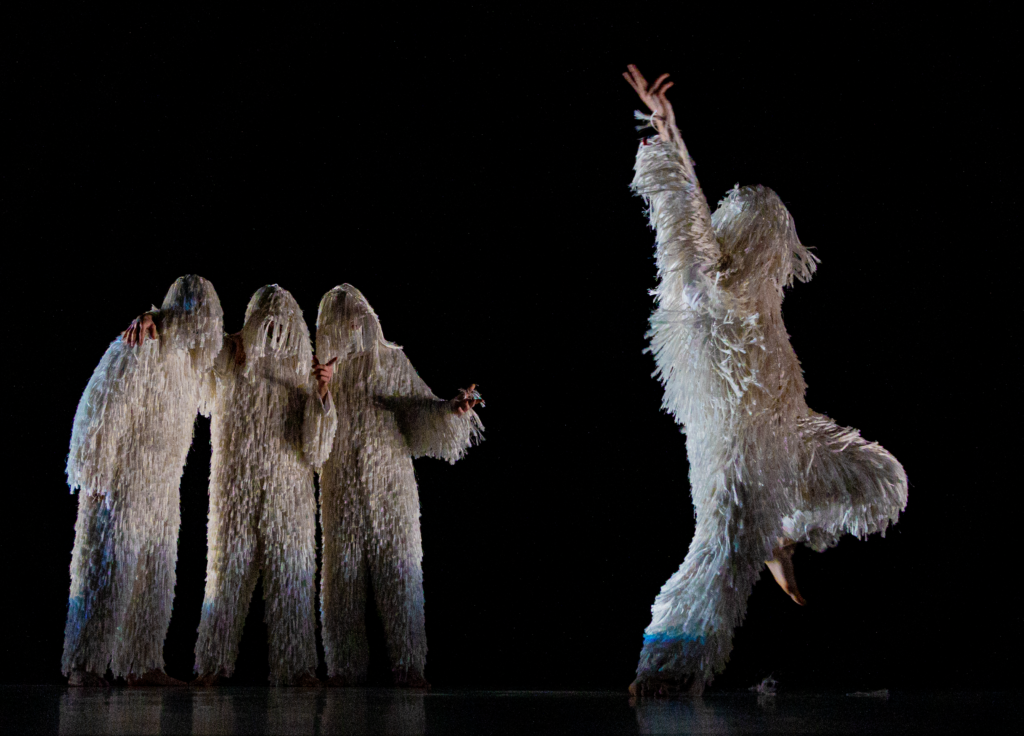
[193,285,337,685]
[63,275,224,682]
[315,285,483,685]
[630,112,908,692]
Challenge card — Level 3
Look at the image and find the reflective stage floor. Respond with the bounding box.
[2,686,1017,735]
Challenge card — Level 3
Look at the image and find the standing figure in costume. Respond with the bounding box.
[622,66,908,696]
[63,275,224,686]
[193,284,338,687]
[315,284,483,688]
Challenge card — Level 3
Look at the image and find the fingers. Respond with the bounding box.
[626,63,647,91]
[625,66,672,115]
[146,321,158,341]
[649,73,670,96]
[622,71,643,96]
[312,354,320,367]
[656,81,675,112]
[326,357,338,366]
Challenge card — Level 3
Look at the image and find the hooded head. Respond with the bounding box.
[158,274,224,370]
[315,284,401,369]
[240,284,313,380]
[711,185,819,296]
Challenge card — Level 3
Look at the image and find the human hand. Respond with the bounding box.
[451,383,484,415]
[122,313,158,347]
[622,64,677,142]
[313,355,338,399]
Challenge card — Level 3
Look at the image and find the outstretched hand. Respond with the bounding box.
[451,384,484,416]
[313,355,339,400]
[122,313,158,347]
[622,64,678,144]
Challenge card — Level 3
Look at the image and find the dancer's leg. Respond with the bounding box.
[321,480,370,684]
[62,492,117,683]
[194,483,259,680]
[367,478,428,687]
[260,478,319,685]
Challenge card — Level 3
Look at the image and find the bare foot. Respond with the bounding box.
[68,670,109,687]
[629,674,704,699]
[191,672,229,687]
[127,669,186,687]
[325,674,365,688]
[766,539,806,606]
[391,667,431,690]
[290,672,322,688]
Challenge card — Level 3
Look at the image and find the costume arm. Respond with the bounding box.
[68,301,164,492]
[632,133,723,311]
[302,387,338,470]
[66,341,132,494]
[198,340,235,417]
[382,352,483,464]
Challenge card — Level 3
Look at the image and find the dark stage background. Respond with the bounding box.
[4,9,1019,693]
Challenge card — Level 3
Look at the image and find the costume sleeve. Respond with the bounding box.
[303,388,338,470]
[66,302,168,493]
[382,352,483,464]
[65,338,154,495]
[198,339,236,417]
[635,136,763,422]
[632,135,722,311]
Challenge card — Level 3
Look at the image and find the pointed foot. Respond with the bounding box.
[127,669,186,687]
[68,670,109,687]
[767,539,807,606]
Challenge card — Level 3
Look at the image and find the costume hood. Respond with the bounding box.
[316,284,401,371]
[240,284,313,380]
[711,185,819,294]
[158,274,224,371]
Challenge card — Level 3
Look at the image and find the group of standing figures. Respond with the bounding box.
[62,66,908,695]
[63,281,483,687]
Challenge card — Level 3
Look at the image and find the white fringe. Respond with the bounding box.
[631,137,907,688]
[63,275,223,678]
[193,285,337,685]
[315,285,482,681]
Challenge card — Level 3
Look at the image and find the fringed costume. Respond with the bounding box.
[315,285,483,684]
[63,275,224,680]
[193,285,337,685]
[631,129,908,690]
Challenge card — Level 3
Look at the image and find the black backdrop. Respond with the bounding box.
[4,8,1019,692]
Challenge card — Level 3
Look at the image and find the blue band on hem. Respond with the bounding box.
[643,631,706,646]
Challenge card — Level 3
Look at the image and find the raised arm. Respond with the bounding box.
[624,65,722,310]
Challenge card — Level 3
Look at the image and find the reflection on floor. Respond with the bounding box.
[1,686,1017,735]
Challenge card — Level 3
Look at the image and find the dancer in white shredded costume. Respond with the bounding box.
[63,275,224,686]
[623,65,908,696]
[315,284,483,688]
[192,284,338,686]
